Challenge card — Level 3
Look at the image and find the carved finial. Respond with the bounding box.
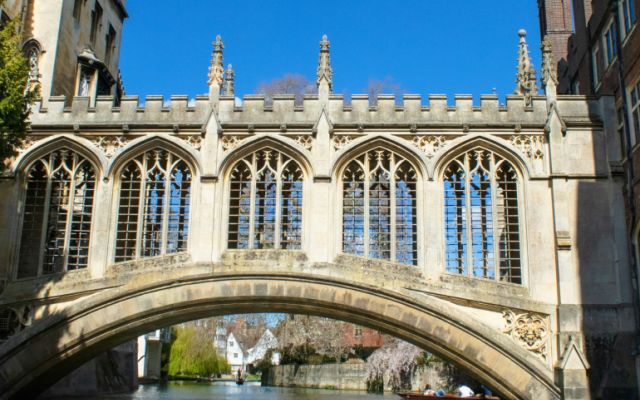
[224,64,235,96]
[540,36,558,91]
[317,34,333,93]
[208,35,224,88]
[514,29,538,105]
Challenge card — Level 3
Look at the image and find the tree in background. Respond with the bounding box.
[0,6,36,167]
[167,326,230,377]
[365,338,422,392]
[365,77,403,106]
[274,315,350,362]
[255,73,316,105]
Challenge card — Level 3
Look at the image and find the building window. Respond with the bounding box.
[618,106,628,154]
[0,10,9,28]
[228,148,303,250]
[22,41,41,86]
[73,0,84,21]
[631,82,640,144]
[105,24,116,65]
[354,326,362,337]
[77,66,93,96]
[89,2,103,45]
[114,149,192,262]
[341,148,417,265]
[603,21,617,68]
[443,148,522,284]
[620,0,637,38]
[17,150,96,278]
[233,353,238,359]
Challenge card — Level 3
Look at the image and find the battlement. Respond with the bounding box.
[29,93,600,132]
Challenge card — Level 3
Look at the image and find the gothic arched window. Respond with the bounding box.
[443,148,522,284]
[341,148,418,266]
[115,149,192,262]
[17,150,96,278]
[228,149,303,250]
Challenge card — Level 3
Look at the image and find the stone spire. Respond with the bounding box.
[208,35,224,99]
[514,29,538,104]
[317,34,333,98]
[540,36,558,99]
[224,63,235,96]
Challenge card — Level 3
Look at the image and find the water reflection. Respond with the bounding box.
[85,381,395,400]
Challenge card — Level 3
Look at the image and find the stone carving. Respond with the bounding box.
[17,136,44,153]
[221,135,244,151]
[208,35,224,87]
[511,135,545,160]
[332,135,352,151]
[410,135,448,158]
[181,135,202,150]
[295,135,313,150]
[502,310,550,362]
[92,136,129,157]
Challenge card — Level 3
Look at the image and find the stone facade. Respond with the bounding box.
[0,9,636,400]
[0,0,126,102]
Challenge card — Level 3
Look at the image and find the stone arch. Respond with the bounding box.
[12,135,107,178]
[0,269,560,400]
[435,134,530,285]
[218,135,314,180]
[106,135,202,179]
[431,134,533,180]
[219,136,311,252]
[332,134,428,180]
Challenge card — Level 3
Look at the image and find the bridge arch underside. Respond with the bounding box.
[0,274,560,400]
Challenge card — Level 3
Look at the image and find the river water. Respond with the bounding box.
[87,381,397,399]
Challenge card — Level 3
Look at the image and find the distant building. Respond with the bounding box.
[226,332,244,372]
[342,324,385,351]
[246,329,279,366]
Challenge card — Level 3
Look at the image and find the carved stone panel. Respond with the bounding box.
[332,135,352,151]
[91,136,129,157]
[502,310,550,363]
[180,135,202,150]
[295,135,313,150]
[409,135,449,159]
[221,135,245,151]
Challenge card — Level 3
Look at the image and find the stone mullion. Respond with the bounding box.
[390,154,397,263]
[489,153,500,282]
[363,155,370,258]
[134,156,147,259]
[60,156,79,272]
[159,154,172,255]
[37,156,54,276]
[464,153,473,277]
[274,155,283,249]
[248,155,257,249]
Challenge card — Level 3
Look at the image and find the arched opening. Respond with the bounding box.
[441,146,524,284]
[16,149,97,278]
[225,147,305,250]
[337,147,420,266]
[113,148,193,262]
[0,269,560,400]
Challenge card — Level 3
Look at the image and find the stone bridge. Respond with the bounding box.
[0,35,636,399]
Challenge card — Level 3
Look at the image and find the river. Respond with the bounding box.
[83,381,397,399]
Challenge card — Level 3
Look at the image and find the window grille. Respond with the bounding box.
[341,148,417,266]
[17,150,96,278]
[228,148,303,250]
[115,149,191,262]
[444,148,522,284]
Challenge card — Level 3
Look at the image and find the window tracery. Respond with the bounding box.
[227,148,303,250]
[115,149,192,262]
[341,148,418,266]
[17,150,96,278]
[443,148,522,283]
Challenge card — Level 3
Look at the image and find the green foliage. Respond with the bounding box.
[0,9,36,166]
[167,326,229,377]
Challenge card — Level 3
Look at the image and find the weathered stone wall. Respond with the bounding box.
[263,363,368,391]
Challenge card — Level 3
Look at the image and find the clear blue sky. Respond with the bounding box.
[119,1,542,100]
